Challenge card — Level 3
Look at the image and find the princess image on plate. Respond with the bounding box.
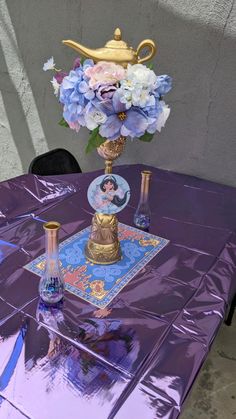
[87,174,130,214]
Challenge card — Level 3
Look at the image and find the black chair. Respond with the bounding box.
[28,148,82,176]
[225,294,236,326]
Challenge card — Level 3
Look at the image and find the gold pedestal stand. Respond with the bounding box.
[85,137,126,264]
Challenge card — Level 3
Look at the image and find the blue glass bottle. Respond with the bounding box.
[134,170,152,230]
[39,221,64,304]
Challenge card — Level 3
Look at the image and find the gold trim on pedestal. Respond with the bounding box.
[98,136,126,174]
[84,213,121,265]
[97,136,126,162]
[85,240,121,265]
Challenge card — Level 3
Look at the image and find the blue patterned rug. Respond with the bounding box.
[25,223,169,308]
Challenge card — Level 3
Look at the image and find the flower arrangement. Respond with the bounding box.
[43,56,172,152]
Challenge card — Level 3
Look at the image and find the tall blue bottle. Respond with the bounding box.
[39,221,64,304]
[134,170,152,230]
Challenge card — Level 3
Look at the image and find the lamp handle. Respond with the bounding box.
[136,39,157,64]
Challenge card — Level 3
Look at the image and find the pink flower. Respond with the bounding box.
[55,71,67,84]
[85,61,126,90]
[73,57,81,70]
[68,121,80,133]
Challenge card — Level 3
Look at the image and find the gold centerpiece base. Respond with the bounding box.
[85,137,126,265]
[85,240,121,265]
[84,213,121,265]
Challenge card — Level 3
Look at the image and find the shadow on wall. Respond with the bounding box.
[0,0,236,185]
[0,43,35,174]
[0,0,49,181]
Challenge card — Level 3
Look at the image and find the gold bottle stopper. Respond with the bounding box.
[43,221,60,257]
[141,170,152,197]
[63,27,157,67]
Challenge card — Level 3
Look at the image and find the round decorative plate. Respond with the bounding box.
[87,174,130,214]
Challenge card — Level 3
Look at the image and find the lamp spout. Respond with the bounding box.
[62,40,96,60]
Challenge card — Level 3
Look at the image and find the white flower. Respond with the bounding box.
[43,56,55,71]
[118,64,157,109]
[120,78,136,92]
[118,85,155,109]
[132,88,156,108]
[50,77,60,96]
[84,105,107,130]
[119,89,132,109]
[125,63,157,91]
[156,102,170,132]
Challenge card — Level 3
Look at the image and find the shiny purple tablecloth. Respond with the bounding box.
[0,164,235,419]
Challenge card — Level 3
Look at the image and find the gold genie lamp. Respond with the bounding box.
[62,29,157,264]
[63,27,156,68]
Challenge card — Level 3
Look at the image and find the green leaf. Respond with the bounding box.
[85,127,106,153]
[80,56,86,65]
[58,117,69,128]
[146,62,154,70]
[138,132,154,142]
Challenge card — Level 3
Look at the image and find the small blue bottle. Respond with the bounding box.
[39,221,64,304]
[134,170,152,231]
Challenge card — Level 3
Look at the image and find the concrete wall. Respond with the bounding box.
[0,0,236,186]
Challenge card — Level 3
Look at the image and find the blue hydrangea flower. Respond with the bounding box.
[155,75,172,98]
[59,59,95,125]
[143,98,163,133]
[145,99,170,133]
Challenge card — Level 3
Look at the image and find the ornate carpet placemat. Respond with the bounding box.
[24,223,169,308]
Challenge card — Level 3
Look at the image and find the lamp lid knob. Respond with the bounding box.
[114,28,122,41]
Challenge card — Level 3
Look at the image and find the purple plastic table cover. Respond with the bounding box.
[0,163,235,419]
